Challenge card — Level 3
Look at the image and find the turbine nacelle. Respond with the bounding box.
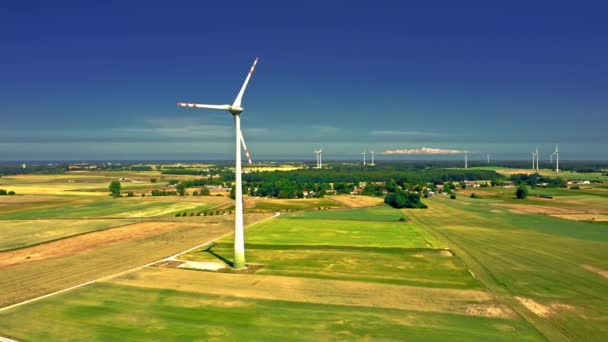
[229,106,244,115]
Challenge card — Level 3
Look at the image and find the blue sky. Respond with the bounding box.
[1,1,607,161]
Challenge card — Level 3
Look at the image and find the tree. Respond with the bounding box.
[109,181,121,198]
[384,190,427,209]
[176,182,186,196]
[515,185,528,199]
[230,186,236,199]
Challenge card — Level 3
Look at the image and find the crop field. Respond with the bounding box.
[0,199,545,341]
[1,199,215,219]
[244,197,341,212]
[0,219,138,251]
[0,170,606,340]
[286,204,405,221]
[326,194,385,207]
[408,197,608,341]
[0,174,158,196]
[460,183,608,222]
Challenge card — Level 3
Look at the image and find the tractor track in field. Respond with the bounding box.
[0,212,280,314]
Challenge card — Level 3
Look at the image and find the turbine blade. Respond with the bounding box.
[233,57,259,107]
[239,128,253,165]
[177,103,231,111]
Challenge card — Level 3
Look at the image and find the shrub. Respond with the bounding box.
[398,217,406,222]
[571,185,581,190]
[450,194,456,199]
[515,185,528,199]
[470,193,480,199]
[0,189,6,195]
[127,192,134,197]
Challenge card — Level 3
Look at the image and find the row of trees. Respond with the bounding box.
[0,189,16,195]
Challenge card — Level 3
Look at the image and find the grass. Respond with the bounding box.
[183,243,478,289]
[407,197,608,341]
[285,204,406,221]
[244,218,442,248]
[0,281,543,341]
[0,219,138,251]
[0,199,214,219]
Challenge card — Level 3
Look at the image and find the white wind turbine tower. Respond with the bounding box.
[362,149,366,166]
[314,147,323,169]
[536,146,540,171]
[464,150,468,169]
[370,149,375,166]
[177,57,259,270]
[552,144,559,173]
[531,150,536,170]
[487,153,490,165]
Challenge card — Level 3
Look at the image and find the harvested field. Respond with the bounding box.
[326,194,385,207]
[0,219,138,251]
[0,213,273,308]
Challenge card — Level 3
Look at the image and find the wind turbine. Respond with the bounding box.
[362,149,366,166]
[314,147,323,169]
[531,150,536,171]
[464,150,468,169]
[487,153,490,165]
[370,149,375,166]
[536,146,540,171]
[552,144,559,173]
[177,57,259,270]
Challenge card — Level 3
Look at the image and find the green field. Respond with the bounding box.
[243,217,442,248]
[1,168,607,340]
[286,204,406,221]
[0,280,542,341]
[0,219,138,251]
[408,197,608,341]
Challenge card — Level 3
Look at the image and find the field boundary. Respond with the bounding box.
[0,212,280,313]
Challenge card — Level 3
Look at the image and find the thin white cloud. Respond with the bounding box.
[311,125,341,135]
[369,130,437,137]
[113,117,269,139]
[382,147,465,155]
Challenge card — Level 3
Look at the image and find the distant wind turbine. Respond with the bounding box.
[464,151,468,169]
[487,153,490,165]
[552,144,559,173]
[177,57,259,270]
[370,149,375,166]
[314,147,323,169]
[362,149,366,166]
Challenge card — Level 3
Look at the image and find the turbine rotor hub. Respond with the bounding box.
[230,106,244,114]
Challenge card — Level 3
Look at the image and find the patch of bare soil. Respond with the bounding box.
[553,214,608,221]
[0,221,212,267]
[110,267,516,319]
[515,296,551,317]
[582,264,608,279]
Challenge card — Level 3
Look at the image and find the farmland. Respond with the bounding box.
[0,167,607,341]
